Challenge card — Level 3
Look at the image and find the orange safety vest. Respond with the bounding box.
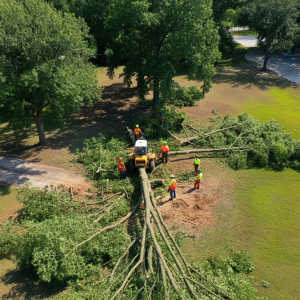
[118,161,126,171]
[169,179,177,190]
[134,128,141,135]
[161,145,169,152]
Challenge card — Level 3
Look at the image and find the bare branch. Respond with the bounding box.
[63,199,142,260]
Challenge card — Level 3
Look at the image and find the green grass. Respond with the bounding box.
[236,168,300,300]
[243,88,300,139]
[181,166,300,300]
[232,30,258,36]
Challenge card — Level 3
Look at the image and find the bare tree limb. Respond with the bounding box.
[204,125,238,137]
[186,124,199,132]
[63,199,142,260]
[168,147,248,156]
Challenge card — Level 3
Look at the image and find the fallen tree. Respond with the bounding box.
[0,125,274,299]
[168,146,248,156]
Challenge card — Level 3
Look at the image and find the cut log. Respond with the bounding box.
[126,126,135,144]
[96,168,114,173]
[174,136,199,145]
[168,146,248,155]
[149,179,165,185]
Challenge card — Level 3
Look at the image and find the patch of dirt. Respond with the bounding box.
[157,156,234,235]
[0,156,92,192]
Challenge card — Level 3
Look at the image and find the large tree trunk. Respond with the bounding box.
[262,55,269,72]
[34,109,46,146]
[153,77,159,108]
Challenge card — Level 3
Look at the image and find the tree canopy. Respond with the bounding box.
[238,0,299,71]
[101,0,220,107]
[0,0,102,145]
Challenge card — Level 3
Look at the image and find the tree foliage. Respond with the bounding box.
[103,0,220,107]
[0,131,267,299]
[196,113,300,171]
[0,0,102,145]
[18,185,80,222]
[238,0,299,71]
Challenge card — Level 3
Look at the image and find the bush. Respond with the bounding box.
[227,152,247,170]
[77,133,130,180]
[18,185,77,222]
[192,249,266,300]
[173,85,203,107]
[17,216,130,283]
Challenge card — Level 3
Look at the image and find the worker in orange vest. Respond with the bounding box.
[118,157,127,179]
[133,125,142,141]
[168,174,177,201]
[194,169,203,189]
[160,141,169,165]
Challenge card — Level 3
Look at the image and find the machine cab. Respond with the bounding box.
[135,140,148,155]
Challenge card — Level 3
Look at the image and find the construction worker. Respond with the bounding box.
[168,174,177,201]
[194,169,203,189]
[158,108,164,126]
[118,157,127,179]
[160,141,169,165]
[133,125,142,141]
[194,154,200,175]
[172,113,185,128]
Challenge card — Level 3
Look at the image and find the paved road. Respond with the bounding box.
[233,35,258,47]
[0,156,89,189]
[246,48,300,84]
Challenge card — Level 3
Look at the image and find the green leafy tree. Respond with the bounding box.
[104,0,220,108]
[238,0,299,71]
[0,0,102,145]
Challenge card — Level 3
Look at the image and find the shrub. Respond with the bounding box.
[18,185,77,222]
[17,216,130,283]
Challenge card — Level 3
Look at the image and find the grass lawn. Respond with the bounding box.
[232,30,258,36]
[178,52,300,299]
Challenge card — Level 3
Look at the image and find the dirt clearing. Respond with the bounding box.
[156,156,234,235]
[0,156,91,193]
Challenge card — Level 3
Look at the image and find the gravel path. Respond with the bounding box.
[246,48,300,84]
[0,156,90,189]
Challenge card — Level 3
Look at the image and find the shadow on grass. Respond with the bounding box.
[213,58,293,91]
[0,186,11,196]
[1,268,66,300]
[0,84,149,159]
[0,157,46,186]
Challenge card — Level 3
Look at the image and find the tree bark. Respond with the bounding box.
[34,109,46,146]
[174,136,199,145]
[262,55,269,72]
[153,77,159,108]
[168,147,248,155]
[149,179,165,185]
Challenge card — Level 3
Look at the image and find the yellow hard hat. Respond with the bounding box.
[136,125,139,128]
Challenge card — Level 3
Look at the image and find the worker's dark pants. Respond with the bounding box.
[170,189,176,200]
[162,152,169,164]
[159,119,162,125]
[119,170,127,179]
[134,134,140,141]
[177,119,184,128]
[194,164,199,174]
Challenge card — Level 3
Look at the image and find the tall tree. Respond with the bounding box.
[238,0,299,71]
[0,0,102,145]
[103,0,220,108]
